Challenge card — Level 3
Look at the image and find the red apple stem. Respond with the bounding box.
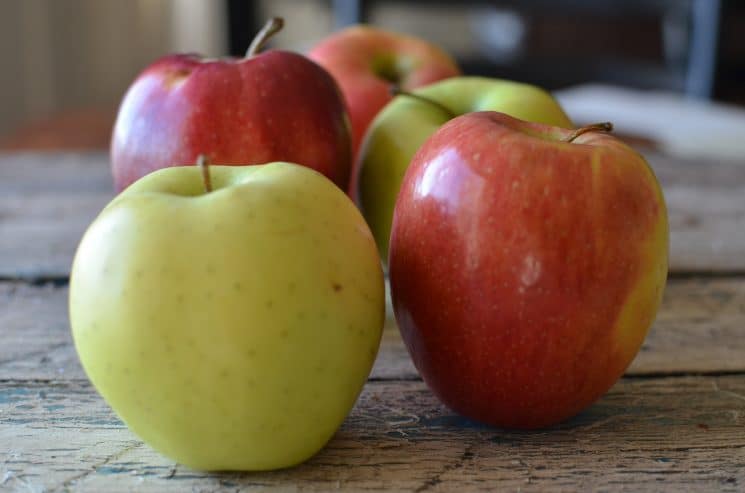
[246,17,284,57]
[390,85,456,120]
[197,154,212,193]
[564,122,614,143]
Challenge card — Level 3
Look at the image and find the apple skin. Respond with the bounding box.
[111,51,352,192]
[356,76,573,260]
[389,112,668,429]
[69,163,385,470]
[308,25,460,160]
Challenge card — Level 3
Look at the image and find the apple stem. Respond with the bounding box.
[390,85,456,120]
[197,154,212,193]
[564,122,614,143]
[246,17,284,57]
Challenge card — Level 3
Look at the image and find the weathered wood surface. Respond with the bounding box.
[0,153,111,280]
[1,152,745,279]
[3,151,745,492]
[3,277,745,383]
[2,377,744,492]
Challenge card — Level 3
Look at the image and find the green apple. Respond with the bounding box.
[354,76,574,260]
[69,162,385,471]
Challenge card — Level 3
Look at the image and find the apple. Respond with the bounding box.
[308,25,460,160]
[69,160,385,470]
[355,76,574,260]
[111,18,352,192]
[389,112,668,429]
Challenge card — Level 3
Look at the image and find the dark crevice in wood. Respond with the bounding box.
[1,272,743,286]
[0,378,91,386]
[55,440,143,491]
[0,275,69,287]
[667,270,745,279]
[623,369,745,379]
[368,375,423,382]
[0,342,69,366]
[3,368,745,388]
[368,369,745,383]
[415,443,475,492]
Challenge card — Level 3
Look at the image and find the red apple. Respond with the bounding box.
[389,112,669,429]
[111,18,352,192]
[308,25,460,163]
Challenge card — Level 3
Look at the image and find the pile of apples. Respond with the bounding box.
[69,18,669,471]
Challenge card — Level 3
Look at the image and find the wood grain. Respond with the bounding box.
[1,376,744,492]
[1,151,744,279]
[0,153,112,280]
[3,277,745,382]
[2,151,745,492]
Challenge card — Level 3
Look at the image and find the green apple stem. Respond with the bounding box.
[197,155,212,193]
[246,17,284,57]
[564,122,614,143]
[389,86,456,120]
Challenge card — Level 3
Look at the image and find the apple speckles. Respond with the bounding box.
[206,264,216,275]
[287,282,296,294]
[279,329,289,339]
[332,282,343,293]
[233,281,242,291]
[265,300,274,309]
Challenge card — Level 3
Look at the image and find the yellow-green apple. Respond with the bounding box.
[355,76,573,260]
[69,161,385,470]
[389,112,668,429]
[111,18,352,192]
[308,25,460,161]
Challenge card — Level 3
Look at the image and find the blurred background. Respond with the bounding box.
[1,0,743,160]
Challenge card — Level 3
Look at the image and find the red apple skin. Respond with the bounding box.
[389,112,669,429]
[308,26,460,163]
[111,51,352,192]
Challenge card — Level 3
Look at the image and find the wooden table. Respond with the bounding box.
[1,152,744,492]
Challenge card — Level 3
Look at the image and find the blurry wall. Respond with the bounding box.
[0,0,226,137]
[1,0,742,148]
